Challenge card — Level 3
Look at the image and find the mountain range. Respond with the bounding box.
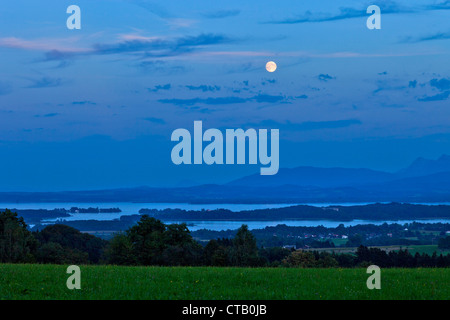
[1,155,450,203]
[227,154,450,189]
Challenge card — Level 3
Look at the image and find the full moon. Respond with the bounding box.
[265,61,277,72]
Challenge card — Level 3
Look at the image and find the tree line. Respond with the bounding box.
[1,209,450,268]
[139,203,450,221]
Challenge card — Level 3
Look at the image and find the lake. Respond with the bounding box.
[167,219,450,231]
[1,202,449,231]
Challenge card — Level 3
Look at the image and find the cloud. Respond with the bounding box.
[373,83,407,94]
[138,60,185,74]
[265,1,408,24]
[253,94,285,103]
[0,37,87,53]
[158,96,247,106]
[202,9,241,19]
[0,33,234,65]
[34,113,59,118]
[148,84,171,92]
[424,0,450,10]
[43,49,79,62]
[249,119,362,131]
[0,38,88,68]
[175,33,232,47]
[318,74,336,82]
[185,85,221,92]
[265,0,450,25]
[409,80,417,88]
[72,101,97,105]
[261,79,277,86]
[2,35,426,70]
[41,33,228,68]
[165,18,198,29]
[402,31,450,43]
[224,62,256,74]
[158,93,290,106]
[128,0,171,19]
[93,33,233,57]
[290,119,362,130]
[430,78,450,91]
[418,91,450,102]
[414,77,450,101]
[128,1,198,29]
[26,77,62,89]
[143,117,166,124]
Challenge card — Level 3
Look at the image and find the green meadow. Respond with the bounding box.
[306,244,450,256]
[0,264,448,300]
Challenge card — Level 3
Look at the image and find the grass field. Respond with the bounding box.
[407,245,450,256]
[305,245,450,256]
[0,264,448,300]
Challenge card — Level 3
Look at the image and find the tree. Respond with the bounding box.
[231,225,261,266]
[334,252,356,268]
[104,233,135,265]
[161,242,203,266]
[282,250,317,268]
[125,216,202,266]
[35,242,89,264]
[204,239,231,266]
[34,224,107,263]
[346,234,364,247]
[161,223,203,266]
[127,215,166,265]
[259,247,292,266]
[35,242,67,263]
[164,223,192,246]
[0,210,37,263]
[316,254,339,268]
[438,236,450,250]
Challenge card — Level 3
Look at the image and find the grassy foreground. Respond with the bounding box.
[0,264,448,300]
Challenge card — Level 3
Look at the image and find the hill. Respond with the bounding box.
[398,154,450,178]
[227,166,394,188]
[227,154,450,188]
[1,155,450,203]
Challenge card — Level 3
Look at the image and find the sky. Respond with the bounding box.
[0,0,449,190]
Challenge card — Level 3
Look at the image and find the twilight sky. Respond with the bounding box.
[0,0,449,190]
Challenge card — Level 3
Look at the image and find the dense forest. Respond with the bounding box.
[139,203,450,221]
[1,209,450,268]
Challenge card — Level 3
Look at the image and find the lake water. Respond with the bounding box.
[1,202,449,231]
[169,219,450,231]
[0,201,377,220]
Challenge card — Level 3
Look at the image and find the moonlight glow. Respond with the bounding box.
[265,61,277,72]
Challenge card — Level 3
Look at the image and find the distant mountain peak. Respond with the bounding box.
[400,154,450,177]
[226,166,394,188]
